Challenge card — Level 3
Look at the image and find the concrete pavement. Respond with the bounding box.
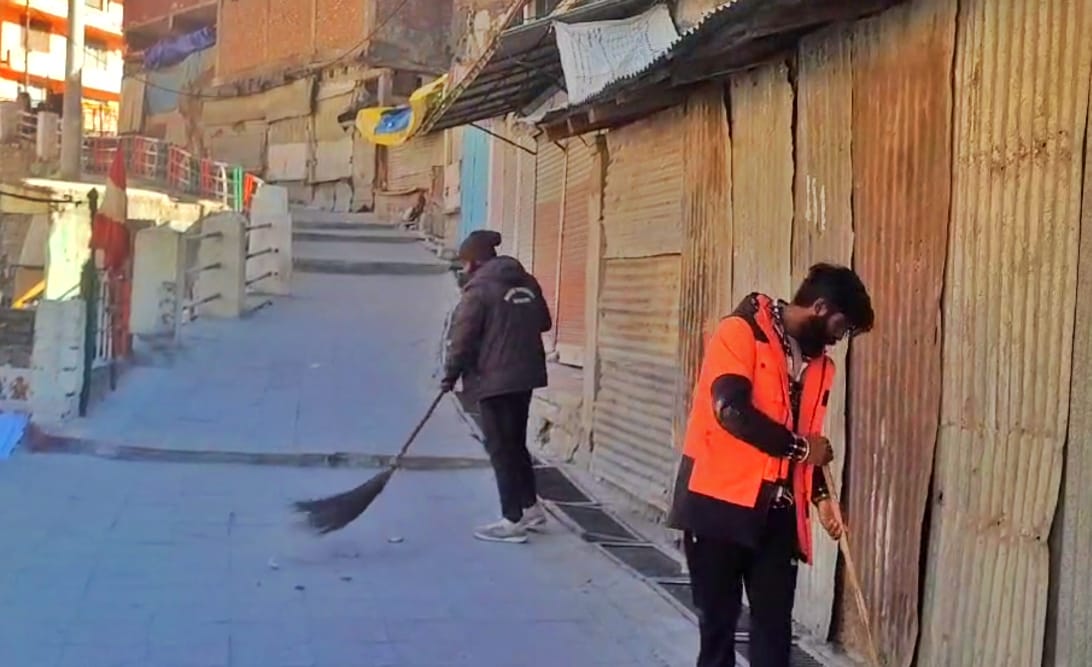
[0,454,695,667]
[6,217,699,667]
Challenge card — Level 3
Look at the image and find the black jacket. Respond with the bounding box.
[443,256,551,400]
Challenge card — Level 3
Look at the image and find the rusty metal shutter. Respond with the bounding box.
[514,136,537,269]
[555,139,594,365]
[533,139,565,343]
[592,108,684,512]
[387,133,442,193]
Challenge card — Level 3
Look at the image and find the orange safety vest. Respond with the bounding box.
[678,294,835,563]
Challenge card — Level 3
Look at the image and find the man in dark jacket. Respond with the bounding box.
[442,230,552,544]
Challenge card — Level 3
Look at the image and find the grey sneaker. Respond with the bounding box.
[519,502,548,532]
[473,519,528,544]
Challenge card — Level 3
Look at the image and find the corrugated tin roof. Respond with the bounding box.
[425,0,660,132]
[543,0,901,123]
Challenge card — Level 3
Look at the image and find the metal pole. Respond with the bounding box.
[60,0,85,180]
[23,0,30,90]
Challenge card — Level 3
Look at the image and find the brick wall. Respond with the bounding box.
[218,0,270,77]
[316,0,367,55]
[218,0,367,79]
[217,0,450,80]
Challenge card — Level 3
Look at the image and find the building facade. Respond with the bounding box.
[0,0,123,133]
[430,0,1092,666]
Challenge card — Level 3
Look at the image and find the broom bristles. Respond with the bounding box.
[293,467,394,535]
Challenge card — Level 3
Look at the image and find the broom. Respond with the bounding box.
[293,391,446,535]
[822,465,883,667]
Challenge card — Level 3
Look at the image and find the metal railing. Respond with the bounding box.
[83,135,264,212]
[11,110,264,214]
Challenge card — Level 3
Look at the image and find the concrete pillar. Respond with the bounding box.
[193,212,246,319]
[246,185,292,296]
[30,299,86,423]
[130,226,183,336]
[60,0,85,180]
[36,111,59,161]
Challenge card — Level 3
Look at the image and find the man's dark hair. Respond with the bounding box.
[792,263,874,334]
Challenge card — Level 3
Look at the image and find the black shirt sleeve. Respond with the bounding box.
[711,374,797,458]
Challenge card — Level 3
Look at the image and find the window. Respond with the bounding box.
[85,39,110,71]
[26,20,51,54]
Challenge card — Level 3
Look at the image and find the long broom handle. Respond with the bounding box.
[391,391,446,467]
[822,465,883,667]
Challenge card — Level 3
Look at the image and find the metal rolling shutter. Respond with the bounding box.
[533,138,565,342]
[591,107,685,512]
[555,139,593,365]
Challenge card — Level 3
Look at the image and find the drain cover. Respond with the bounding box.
[534,466,592,504]
[601,544,683,579]
[557,504,637,542]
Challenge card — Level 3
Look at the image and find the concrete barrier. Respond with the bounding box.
[30,299,86,423]
[247,185,292,296]
[131,226,184,337]
[192,212,247,319]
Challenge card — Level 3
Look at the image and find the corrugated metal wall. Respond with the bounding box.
[729,63,794,306]
[487,121,519,255]
[514,135,537,270]
[594,255,682,511]
[600,107,685,258]
[1049,109,1092,667]
[841,2,956,665]
[791,24,855,640]
[921,1,1092,665]
[459,125,491,243]
[556,140,594,363]
[592,108,685,512]
[534,139,566,338]
[675,84,733,451]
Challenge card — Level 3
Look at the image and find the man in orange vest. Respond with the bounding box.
[669,263,874,667]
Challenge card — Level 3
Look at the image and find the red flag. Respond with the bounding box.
[90,146,134,358]
[91,147,130,271]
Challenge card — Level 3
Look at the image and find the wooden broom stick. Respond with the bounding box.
[822,465,883,667]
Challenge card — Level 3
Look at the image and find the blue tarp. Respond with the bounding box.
[145,48,215,115]
[0,413,29,460]
[144,26,216,71]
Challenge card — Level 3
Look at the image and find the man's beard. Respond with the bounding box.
[797,316,837,359]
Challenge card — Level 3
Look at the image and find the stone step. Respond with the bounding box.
[293,257,455,276]
[292,230,419,244]
[292,220,399,232]
[288,208,383,225]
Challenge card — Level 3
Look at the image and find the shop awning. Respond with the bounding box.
[423,0,660,133]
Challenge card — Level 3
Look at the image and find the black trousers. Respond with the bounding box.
[683,507,798,667]
[478,391,537,522]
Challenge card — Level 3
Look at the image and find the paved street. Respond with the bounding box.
[4,220,697,667]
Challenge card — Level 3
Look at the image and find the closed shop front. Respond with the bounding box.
[555,141,593,365]
[533,138,565,345]
[591,107,685,512]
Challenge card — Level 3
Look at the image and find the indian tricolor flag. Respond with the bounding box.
[91,147,133,357]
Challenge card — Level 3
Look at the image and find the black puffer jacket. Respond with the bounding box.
[443,256,551,401]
